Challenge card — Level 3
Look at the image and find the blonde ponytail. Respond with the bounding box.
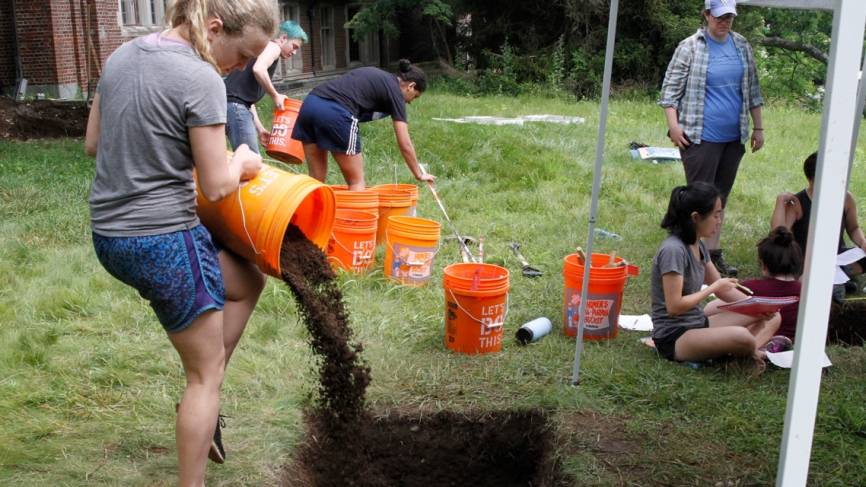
[167,0,279,72]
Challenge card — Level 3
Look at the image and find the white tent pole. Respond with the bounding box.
[776,1,866,485]
[572,0,619,385]
[845,48,866,185]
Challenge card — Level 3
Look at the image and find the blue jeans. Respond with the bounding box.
[226,102,261,154]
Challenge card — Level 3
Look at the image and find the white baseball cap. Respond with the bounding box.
[706,0,737,17]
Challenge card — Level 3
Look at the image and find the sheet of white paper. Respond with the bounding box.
[618,314,653,331]
[765,350,832,368]
[834,266,851,285]
[836,247,866,266]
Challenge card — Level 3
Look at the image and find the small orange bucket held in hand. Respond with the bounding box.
[266,98,304,164]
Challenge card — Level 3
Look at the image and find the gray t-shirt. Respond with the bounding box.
[89,37,226,237]
[651,235,710,342]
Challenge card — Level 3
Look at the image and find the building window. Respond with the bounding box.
[118,0,168,32]
[120,0,138,25]
[320,6,336,69]
[346,5,379,67]
[277,3,303,78]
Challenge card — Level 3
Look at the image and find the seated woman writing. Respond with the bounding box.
[651,182,781,373]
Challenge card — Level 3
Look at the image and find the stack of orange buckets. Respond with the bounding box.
[327,186,379,272]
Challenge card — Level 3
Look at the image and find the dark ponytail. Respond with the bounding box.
[757,226,804,277]
[660,182,721,244]
[397,59,427,92]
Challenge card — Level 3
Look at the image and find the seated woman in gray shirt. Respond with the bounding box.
[651,182,781,373]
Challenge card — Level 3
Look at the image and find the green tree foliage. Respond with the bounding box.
[753,8,834,106]
[346,0,452,40]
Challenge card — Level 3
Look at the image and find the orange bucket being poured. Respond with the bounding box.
[266,98,304,164]
[195,153,336,279]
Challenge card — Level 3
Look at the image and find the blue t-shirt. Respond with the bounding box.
[702,35,743,143]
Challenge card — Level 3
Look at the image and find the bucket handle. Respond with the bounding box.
[447,288,510,329]
[329,232,375,264]
[237,188,260,255]
[385,228,441,265]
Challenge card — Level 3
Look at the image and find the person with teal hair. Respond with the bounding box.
[224,20,308,153]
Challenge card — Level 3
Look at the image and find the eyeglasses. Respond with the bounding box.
[712,14,735,23]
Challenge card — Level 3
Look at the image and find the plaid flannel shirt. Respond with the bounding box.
[658,27,763,145]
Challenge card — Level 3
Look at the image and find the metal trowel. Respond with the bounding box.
[507,242,542,277]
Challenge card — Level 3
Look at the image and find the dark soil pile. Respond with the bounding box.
[828,300,866,346]
[285,409,566,487]
[0,97,89,140]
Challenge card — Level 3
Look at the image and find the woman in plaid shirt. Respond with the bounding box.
[659,0,764,278]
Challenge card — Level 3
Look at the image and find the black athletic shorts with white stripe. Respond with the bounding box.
[292,94,361,155]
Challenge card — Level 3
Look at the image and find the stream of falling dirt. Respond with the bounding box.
[278,224,384,487]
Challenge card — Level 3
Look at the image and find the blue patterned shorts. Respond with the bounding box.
[92,225,226,333]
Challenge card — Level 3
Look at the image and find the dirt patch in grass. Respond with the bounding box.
[0,97,89,140]
[828,299,866,346]
[282,408,569,487]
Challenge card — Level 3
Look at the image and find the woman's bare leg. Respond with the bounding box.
[304,142,330,183]
[218,249,266,366]
[332,152,366,191]
[167,310,226,487]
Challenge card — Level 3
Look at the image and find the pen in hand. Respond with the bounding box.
[736,282,753,295]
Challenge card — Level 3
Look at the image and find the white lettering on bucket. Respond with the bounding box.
[482,304,505,316]
[270,123,288,137]
[246,167,280,196]
[478,334,502,348]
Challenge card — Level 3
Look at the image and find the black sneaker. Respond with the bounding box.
[709,249,738,277]
[209,414,227,464]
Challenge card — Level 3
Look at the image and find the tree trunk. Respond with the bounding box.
[435,19,454,67]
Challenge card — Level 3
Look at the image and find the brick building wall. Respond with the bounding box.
[0,1,15,93]
[1,1,398,99]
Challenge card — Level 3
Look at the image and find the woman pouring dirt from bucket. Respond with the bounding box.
[292,60,436,190]
[85,0,278,484]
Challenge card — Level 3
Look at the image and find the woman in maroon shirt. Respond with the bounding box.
[741,226,803,344]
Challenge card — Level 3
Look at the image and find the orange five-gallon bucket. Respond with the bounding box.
[443,263,510,354]
[375,189,412,244]
[195,155,335,279]
[373,184,419,217]
[562,253,638,340]
[327,209,378,272]
[266,98,304,164]
[384,216,440,285]
[332,186,379,217]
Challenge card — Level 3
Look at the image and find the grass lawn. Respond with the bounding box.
[2,89,866,486]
